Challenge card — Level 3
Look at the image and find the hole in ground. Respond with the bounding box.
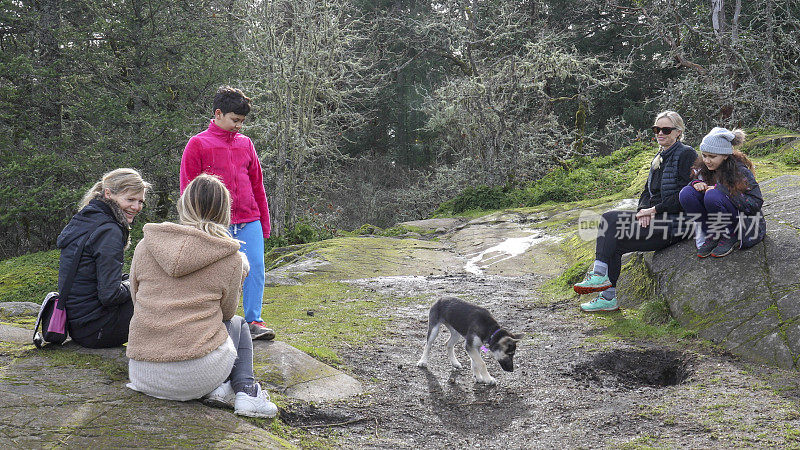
[568,349,693,389]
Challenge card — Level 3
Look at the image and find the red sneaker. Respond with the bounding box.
[248,321,276,341]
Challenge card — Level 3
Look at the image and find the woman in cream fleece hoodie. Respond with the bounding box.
[126,174,276,418]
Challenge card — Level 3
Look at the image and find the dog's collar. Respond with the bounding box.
[480,329,502,353]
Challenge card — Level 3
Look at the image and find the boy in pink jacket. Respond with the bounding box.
[180,86,274,340]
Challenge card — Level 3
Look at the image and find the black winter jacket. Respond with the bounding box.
[56,198,131,340]
[706,162,766,249]
[639,141,697,214]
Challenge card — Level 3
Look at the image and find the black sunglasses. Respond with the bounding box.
[652,126,678,135]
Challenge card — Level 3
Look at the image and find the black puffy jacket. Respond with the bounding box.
[56,198,131,340]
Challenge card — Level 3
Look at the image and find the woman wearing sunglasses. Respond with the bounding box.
[574,111,697,311]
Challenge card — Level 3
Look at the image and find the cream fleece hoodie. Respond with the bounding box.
[127,222,244,362]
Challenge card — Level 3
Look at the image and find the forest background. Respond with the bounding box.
[2,0,799,259]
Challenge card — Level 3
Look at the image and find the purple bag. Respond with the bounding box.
[33,292,68,348]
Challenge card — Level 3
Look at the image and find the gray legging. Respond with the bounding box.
[224,315,256,394]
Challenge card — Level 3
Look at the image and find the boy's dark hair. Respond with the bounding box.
[213,86,251,116]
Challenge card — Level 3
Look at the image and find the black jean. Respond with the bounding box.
[596,210,684,286]
[71,299,134,348]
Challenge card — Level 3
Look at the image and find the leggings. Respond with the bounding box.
[224,315,256,393]
[596,210,684,286]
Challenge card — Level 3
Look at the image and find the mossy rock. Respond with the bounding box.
[651,176,800,369]
[616,252,656,309]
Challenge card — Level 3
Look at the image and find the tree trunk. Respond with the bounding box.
[711,0,726,42]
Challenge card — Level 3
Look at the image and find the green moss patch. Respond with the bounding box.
[591,309,697,342]
[435,142,656,216]
[260,282,389,363]
[38,347,128,381]
[0,249,59,304]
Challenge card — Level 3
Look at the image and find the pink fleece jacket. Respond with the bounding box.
[180,120,271,238]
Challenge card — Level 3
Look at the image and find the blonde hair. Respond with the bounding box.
[80,168,151,210]
[178,174,236,243]
[654,110,686,136]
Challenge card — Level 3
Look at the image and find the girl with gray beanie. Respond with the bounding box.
[678,127,766,257]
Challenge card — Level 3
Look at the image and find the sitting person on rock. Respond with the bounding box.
[574,111,697,312]
[57,168,151,348]
[678,127,766,258]
[126,174,277,418]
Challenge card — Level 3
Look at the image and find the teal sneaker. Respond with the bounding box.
[573,272,612,294]
[580,294,619,312]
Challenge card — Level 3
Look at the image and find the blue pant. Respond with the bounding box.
[679,185,738,239]
[230,220,265,323]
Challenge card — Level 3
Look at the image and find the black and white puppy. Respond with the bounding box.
[416,297,523,385]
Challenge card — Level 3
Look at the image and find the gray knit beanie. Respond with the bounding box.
[699,127,736,155]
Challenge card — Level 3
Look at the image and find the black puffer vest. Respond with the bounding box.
[644,141,695,238]
[647,141,691,206]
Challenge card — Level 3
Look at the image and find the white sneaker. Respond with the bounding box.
[234,383,278,418]
[203,381,235,409]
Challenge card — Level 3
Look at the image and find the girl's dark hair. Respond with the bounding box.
[693,150,754,196]
[213,86,251,116]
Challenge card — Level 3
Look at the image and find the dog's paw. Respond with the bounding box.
[416,359,428,368]
[450,360,463,370]
[475,375,496,385]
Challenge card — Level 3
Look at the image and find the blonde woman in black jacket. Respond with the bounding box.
[56,168,151,348]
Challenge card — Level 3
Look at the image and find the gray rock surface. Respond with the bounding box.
[399,218,467,232]
[254,341,363,403]
[651,175,800,368]
[0,325,290,448]
[0,323,363,402]
[0,323,32,343]
[0,301,40,317]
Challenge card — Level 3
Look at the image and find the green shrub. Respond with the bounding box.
[265,220,337,251]
[778,142,800,165]
[355,223,383,235]
[435,185,513,215]
[512,142,655,207]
